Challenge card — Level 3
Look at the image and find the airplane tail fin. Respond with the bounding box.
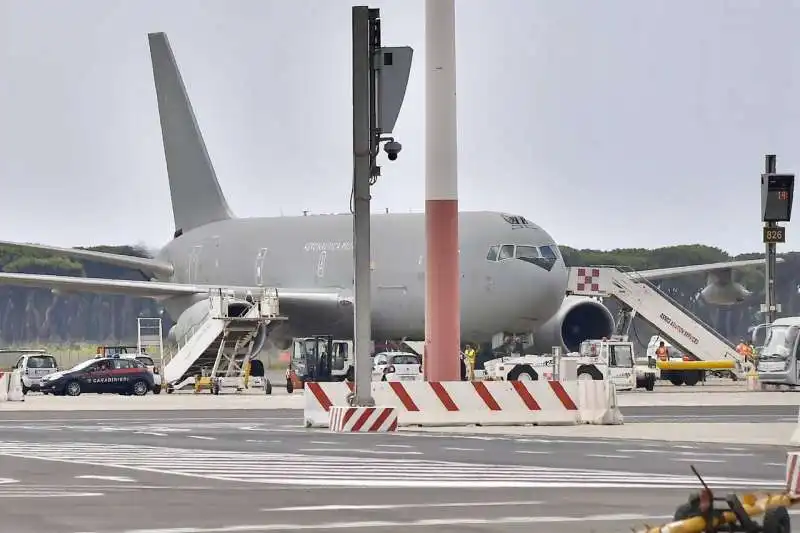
[147,32,234,238]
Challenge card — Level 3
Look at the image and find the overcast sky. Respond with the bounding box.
[2,0,800,255]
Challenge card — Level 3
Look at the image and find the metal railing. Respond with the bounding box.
[591,264,737,351]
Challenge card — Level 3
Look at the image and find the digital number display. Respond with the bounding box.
[763,174,794,222]
[764,226,786,244]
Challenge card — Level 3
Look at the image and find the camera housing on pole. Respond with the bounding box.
[349,6,413,407]
[760,156,795,325]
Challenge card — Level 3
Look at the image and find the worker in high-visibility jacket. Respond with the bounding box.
[464,344,477,381]
[655,341,669,361]
[736,340,755,363]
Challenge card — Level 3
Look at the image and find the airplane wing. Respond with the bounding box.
[635,258,780,282]
[0,240,174,278]
[0,272,351,308]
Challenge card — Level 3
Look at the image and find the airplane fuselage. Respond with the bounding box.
[155,211,569,343]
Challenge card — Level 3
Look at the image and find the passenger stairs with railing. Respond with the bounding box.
[566,266,744,377]
[163,288,286,393]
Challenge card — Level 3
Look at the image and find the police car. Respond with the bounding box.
[39,356,157,396]
[112,353,162,393]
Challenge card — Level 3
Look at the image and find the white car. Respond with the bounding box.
[372,352,422,382]
[11,352,60,394]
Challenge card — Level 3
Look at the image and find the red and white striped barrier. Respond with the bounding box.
[787,452,800,496]
[304,380,622,428]
[329,406,398,432]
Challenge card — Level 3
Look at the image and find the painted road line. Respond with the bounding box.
[75,475,136,482]
[261,500,545,512]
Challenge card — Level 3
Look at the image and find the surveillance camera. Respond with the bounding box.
[384,140,402,161]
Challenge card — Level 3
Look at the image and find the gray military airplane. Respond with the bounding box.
[0,32,764,355]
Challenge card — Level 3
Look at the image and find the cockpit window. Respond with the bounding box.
[486,246,499,261]
[539,245,558,260]
[498,245,515,261]
[515,246,540,260]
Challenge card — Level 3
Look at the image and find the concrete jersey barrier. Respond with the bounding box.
[304,380,623,428]
[0,369,24,402]
[329,406,398,432]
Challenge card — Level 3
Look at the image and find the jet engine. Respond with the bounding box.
[532,295,615,354]
[698,269,752,306]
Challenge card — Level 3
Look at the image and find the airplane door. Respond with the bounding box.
[187,245,202,283]
[255,248,269,286]
[208,236,220,281]
[315,251,328,283]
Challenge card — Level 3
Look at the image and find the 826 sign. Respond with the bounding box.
[763,226,786,244]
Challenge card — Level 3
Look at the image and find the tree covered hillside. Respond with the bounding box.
[0,243,796,344]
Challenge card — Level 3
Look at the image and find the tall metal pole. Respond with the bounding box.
[765,154,778,326]
[350,6,377,406]
[424,0,461,381]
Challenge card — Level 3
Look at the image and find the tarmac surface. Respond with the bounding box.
[0,409,793,533]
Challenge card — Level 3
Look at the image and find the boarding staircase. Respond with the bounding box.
[163,288,286,391]
[566,266,744,373]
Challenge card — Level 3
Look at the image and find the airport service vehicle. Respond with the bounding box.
[8,351,59,394]
[96,345,139,357]
[567,267,745,386]
[39,356,156,396]
[482,338,639,391]
[286,336,353,393]
[645,335,738,386]
[372,351,422,382]
[754,317,800,387]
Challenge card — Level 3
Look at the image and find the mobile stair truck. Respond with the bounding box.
[566,266,745,386]
[162,288,286,395]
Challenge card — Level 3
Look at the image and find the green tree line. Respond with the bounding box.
[561,244,800,346]
[0,245,170,345]
[0,243,796,345]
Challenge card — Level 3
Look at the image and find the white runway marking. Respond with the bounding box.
[188,436,216,441]
[0,478,19,484]
[82,513,679,532]
[75,475,136,482]
[672,458,726,464]
[587,454,631,459]
[514,450,547,455]
[261,500,544,512]
[443,447,483,452]
[299,448,424,456]
[0,441,782,489]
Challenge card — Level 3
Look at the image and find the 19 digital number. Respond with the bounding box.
[764,227,786,244]
[778,191,790,201]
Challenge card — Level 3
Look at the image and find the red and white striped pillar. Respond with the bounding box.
[424,0,461,382]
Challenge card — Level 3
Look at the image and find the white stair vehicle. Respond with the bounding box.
[163,288,286,394]
[567,266,744,384]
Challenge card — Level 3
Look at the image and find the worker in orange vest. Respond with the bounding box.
[655,341,668,361]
